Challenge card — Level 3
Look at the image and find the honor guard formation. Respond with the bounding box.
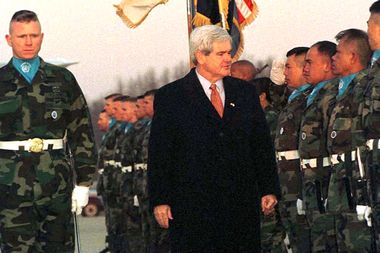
[5,1,380,253]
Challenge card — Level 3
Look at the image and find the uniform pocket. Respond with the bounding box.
[0,154,17,185]
[0,96,22,137]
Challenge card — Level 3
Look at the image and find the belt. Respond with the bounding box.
[121,166,133,173]
[104,160,116,166]
[301,157,331,169]
[276,150,300,161]
[134,163,147,171]
[367,139,380,150]
[330,150,356,165]
[0,138,65,153]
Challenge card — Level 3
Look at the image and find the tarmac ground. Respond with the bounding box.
[75,212,107,253]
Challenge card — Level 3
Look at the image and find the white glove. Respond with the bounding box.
[296,198,306,215]
[356,205,372,227]
[270,59,286,85]
[71,185,90,215]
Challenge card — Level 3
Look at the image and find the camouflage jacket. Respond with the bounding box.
[0,58,97,185]
[299,79,339,159]
[97,131,112,170]
[364,59,380,139]
[117,122,135,167]
[99,121,122,165]
[275,85,313,152]
[275,85,313,202]
[327,70,369,155]
[133,118,152,164]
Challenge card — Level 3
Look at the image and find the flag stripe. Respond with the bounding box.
[235,0,253,20]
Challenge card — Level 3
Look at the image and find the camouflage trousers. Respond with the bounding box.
[306,210,373,253]
[0,150,75,253]
[278,200,311,253]
[133,169,170,253]
[101,166,143,253]
[260,207,287,253]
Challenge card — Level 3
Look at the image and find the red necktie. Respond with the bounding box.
[210,83,224,117]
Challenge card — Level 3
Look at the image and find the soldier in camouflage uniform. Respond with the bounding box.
[364,2,380,250]
[254,79,286,253]
[102,95,142,253]
[255,81,279,141]
[97,94,121,250]
[275,47,313,253]
[327,29,373,252]
[99,95,133,252]
[116,96,143,253]
[96,110,110,198]
[0,10,97,253]
[298,41,339,252]
[133,90,170,253]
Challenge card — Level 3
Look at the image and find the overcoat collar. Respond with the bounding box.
[183,68,237,124]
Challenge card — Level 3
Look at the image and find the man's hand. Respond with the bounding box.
[261,194,278,216]
[154,205,173,228]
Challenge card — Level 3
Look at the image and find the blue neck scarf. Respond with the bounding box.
[371,50,380,67]
[124,122,133,133]
[109,118,117,129]
[12,57,40,84]
[337,73,357,98]
[287,84,311,103]
[306,80,330,107]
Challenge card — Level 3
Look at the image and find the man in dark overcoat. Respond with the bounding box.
[148,25,280,253]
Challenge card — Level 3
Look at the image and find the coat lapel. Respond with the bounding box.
[183,69,223,122]
[222,77,238,123]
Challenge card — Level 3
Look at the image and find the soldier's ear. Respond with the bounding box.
[5,34,12,47]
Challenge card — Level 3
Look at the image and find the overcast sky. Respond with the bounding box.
[0,0,374,102]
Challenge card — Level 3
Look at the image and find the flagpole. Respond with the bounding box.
[218,0,227,29]
[186,0,194,68]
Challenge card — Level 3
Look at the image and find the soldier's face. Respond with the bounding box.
[97,113,109,132]
[367,13,380,51]
[113,101,123,121]
[196,40,232,82]
[332,39,353,77]
[144,95,154,117]
[104,99,114,116]
[121,102,136,122]
[6,21,43,60]
[136,99,146,119]
[303,47,331,85]
[284,54,306,89]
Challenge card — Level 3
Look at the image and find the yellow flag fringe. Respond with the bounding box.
[114,0,168,29]
[239,1,258,29]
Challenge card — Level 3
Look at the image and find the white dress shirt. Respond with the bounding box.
[195,69,225,106]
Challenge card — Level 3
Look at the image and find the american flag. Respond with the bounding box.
[192,0,258,60]
[235,0,258,27]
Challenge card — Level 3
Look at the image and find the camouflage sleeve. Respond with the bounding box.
[65,71,97,186]
[368,80,380,134]
[320,81,338,138]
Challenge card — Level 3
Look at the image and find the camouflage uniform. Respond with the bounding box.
[133,118,169,253]
[118,122,143,253]
[100,121,132,252]
[260,103,286,253]
[274,84,313,253]
[0,59,96,253]
[326,70,373,253]
[251,78,290,113]
[363,56,380,251]
[299,79,339,252]
[264,104,279,142]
